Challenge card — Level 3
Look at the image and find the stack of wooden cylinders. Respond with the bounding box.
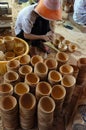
[77,58,86,85]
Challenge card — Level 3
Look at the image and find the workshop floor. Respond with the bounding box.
[0,1,86,130]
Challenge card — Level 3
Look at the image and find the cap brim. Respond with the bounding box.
[34,0,62,21]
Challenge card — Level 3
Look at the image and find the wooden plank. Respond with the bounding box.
[0,20,12,28]
[0,15,12,20]
[66,85,84,130]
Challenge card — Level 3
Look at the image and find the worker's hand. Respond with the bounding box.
[46,31,54,42]
[42,35,50,41]
[42,31,54,42]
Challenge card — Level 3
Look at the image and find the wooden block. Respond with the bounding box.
[0,20,12,28]
[0,15,12,20]
[0,4,12,15]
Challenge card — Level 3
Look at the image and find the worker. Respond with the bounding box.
[15,0,62,53]
[73,0,86,25]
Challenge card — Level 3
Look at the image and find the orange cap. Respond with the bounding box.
[34,0,62,21]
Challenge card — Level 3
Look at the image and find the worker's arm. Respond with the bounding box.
[24,31,53,42]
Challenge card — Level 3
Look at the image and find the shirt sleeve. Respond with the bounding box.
[22,17,33,34]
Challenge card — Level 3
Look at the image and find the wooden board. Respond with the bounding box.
[0,20,12,28]
[0,15,12,20]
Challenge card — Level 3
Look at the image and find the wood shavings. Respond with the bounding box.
[43,42,59,52]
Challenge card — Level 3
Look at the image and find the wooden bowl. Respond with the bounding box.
[0,36,29,75]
